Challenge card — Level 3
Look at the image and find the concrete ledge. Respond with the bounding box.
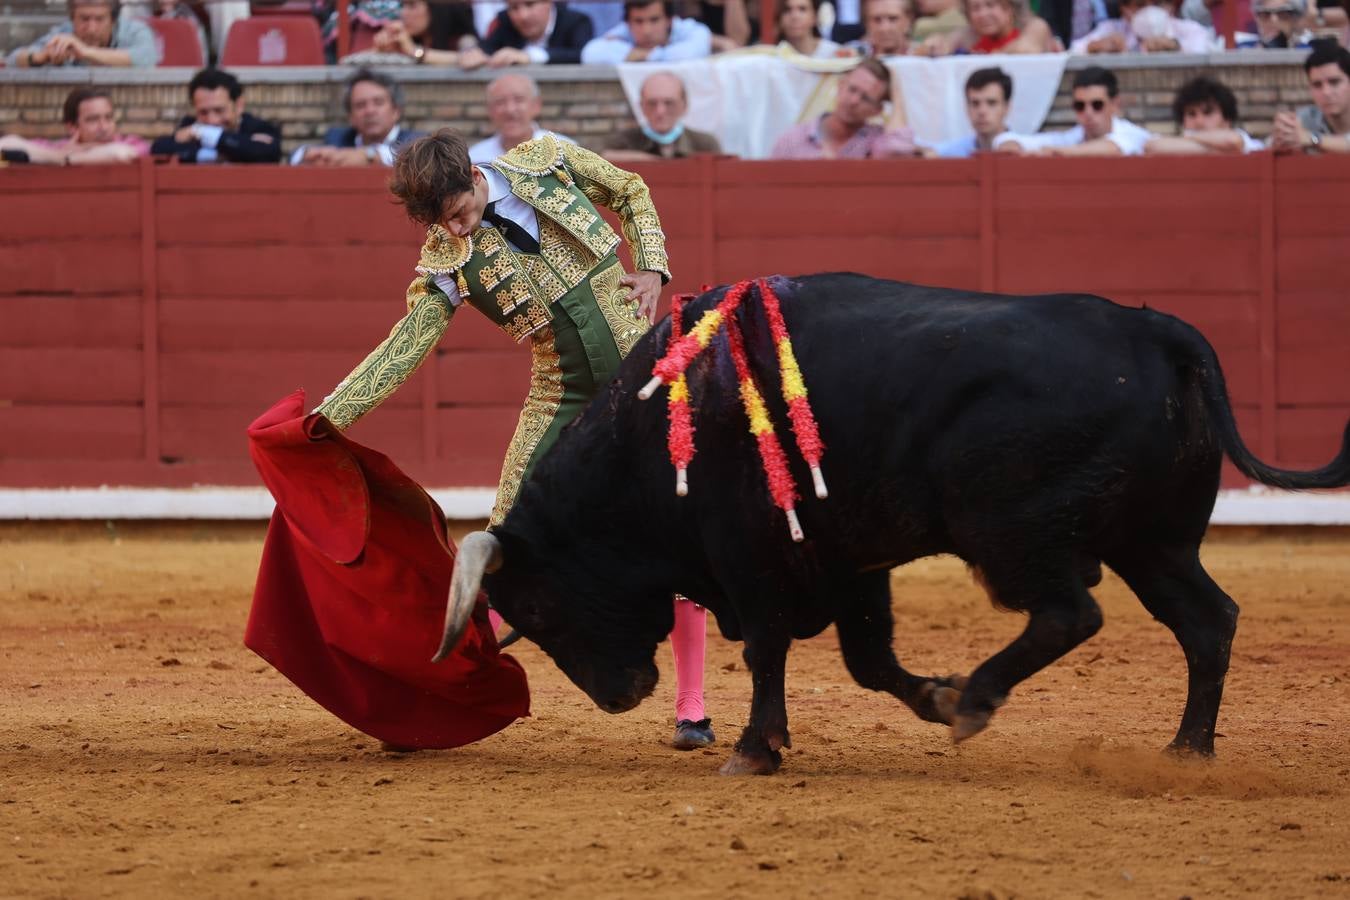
[3,485,1348,524]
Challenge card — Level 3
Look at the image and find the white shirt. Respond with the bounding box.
[468,126,576,164]
[994,117,1153,156]
[431,164,538,307]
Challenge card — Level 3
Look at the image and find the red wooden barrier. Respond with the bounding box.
[2,155,1348,491]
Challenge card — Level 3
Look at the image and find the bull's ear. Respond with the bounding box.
[432,531,503,663]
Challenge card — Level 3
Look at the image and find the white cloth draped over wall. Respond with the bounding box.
[615,50,1070,159]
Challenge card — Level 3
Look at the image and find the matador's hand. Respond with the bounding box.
[622,270,663,322]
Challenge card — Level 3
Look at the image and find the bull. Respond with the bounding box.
[435,273,1350,775]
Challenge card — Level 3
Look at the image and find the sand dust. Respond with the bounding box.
[2,522,1348,898]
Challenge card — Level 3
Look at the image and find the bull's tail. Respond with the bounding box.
[1177,321,1350,491]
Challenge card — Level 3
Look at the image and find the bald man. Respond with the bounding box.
[603,71,722,161]
[469,73,577,163]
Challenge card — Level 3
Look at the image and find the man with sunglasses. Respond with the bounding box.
[1271,42,1350,154]
[995,66,1152,157]
[1238,0,1313,47]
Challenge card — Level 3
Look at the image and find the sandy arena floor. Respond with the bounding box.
[1,522,1348,899]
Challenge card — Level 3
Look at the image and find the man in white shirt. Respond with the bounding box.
[580,0,713,63]
[927,67,1012,158]
[468,73,577,163]
[996,66,1153,157]
[1145,75,1263,155]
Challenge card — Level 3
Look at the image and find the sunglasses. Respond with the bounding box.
[1254,7,1299,17]
[1072,99,1107,112]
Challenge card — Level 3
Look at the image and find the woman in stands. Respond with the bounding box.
[775,0,841,56]
[370,0,476,63]
[915,0,1060,54]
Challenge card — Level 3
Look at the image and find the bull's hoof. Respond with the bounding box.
[931,687,961,725]
[719,749,781,776]
[951,709,994,744]
[1164,739,1216,760]
[945,673,970,691]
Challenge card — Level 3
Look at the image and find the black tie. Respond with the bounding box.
[482,202,540,255]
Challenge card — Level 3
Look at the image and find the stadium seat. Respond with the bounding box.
[143,17,206,67]
[221,16,324,65]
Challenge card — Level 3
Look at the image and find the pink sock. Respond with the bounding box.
[670,596,707,722]
[488,608,505,634]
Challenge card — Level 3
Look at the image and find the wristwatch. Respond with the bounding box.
[1308,132,1323,154]
[412,45,426,64]
[364,145,378,164]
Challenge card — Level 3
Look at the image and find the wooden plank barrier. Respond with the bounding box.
[1,155,1347,491]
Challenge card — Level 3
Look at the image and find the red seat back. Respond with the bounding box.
[142,16,206,67]
[221,16,324,65]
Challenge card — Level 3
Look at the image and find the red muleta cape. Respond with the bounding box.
[244,390,530,748]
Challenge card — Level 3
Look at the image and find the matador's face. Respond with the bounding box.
[437,167,490,238]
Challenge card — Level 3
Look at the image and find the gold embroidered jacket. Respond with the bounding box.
[410,134,671,343]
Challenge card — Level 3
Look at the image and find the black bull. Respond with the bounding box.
[437,273,1350,775]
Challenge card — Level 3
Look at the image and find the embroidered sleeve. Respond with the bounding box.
[314,290,455,431]
[559,142,671,283]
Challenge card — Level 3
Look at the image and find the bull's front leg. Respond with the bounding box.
[720,628,792,776]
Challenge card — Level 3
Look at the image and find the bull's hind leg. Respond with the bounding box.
[835,571,965,725]
[1105,544,1239,756]
[953,561,1104,742]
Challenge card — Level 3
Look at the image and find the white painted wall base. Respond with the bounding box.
[1,485,1349,525]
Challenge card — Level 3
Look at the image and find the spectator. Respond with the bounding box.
[7,0,157,67]
[846,0,914,54]
[775,0,842,56]
[1145,76,1263,154]
[150,68,281,164]
[0,87,148,165]
[1070,0,1213,53]
[291,69,424,166]
[580,0,713,62]
[1271,42,1350,154]
[912,0,969,43]
[144,0,209,63]
[918,0,1060,53]
[700,0,755,50]
[996,65,1152,156]
[469,73,577,163]
[371,0,477,65]
[458,0,594,67]
[924,66,1012,157]
[771,58,917,158]
[604,71,722,160]
[1237,0,1314,46]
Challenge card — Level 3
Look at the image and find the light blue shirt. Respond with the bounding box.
[580,16,712,64]
[7,15,157,66]
[933,135,977,158]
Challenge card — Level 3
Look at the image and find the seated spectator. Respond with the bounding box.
[1271,42,1350,154]
[771,58,917,158]
[581,0,713,62]
[0,87,148,165]
[290,69,424,166]
[371,0,477,65]
[775,0,841,57]
[1145,75,1263,154]
[1070,0,1213,53]
[150,68,281,164]
[923,66,1012,157]
[469,73,576,162]
[458,0,594,67]
[996,65,1152,156]
[1237,0,1314,46]
[918,0,1060,53]
[846,0,914,55]
[7,0,157,67]
[604,71,722,160]
[912,0,969,43]
[701,0,755,51]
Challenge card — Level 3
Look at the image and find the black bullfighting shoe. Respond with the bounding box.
[672,718,715,750]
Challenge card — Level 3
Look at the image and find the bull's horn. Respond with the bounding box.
[432,531,503,663]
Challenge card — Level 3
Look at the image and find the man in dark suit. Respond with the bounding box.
[150,68,282,164]
[459,0,594,67]
[291,68,425,166]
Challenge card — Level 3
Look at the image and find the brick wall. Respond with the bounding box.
[0,53,1317,151]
